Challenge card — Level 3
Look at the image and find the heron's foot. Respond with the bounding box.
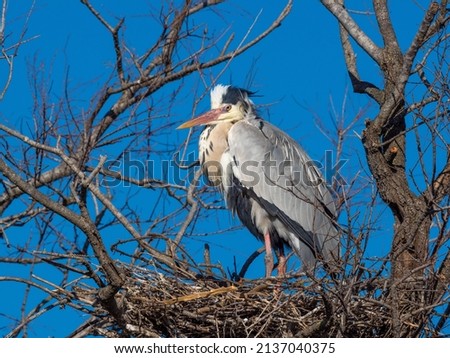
[277,255,287,277]
[264,254,274,278]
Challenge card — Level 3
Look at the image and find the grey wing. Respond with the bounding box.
[224,119,339,266]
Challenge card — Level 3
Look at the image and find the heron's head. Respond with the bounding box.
[177,84,255,129]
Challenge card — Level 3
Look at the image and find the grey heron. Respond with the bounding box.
[178,85,339,277]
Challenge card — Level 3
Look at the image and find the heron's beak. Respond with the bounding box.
[177,108,223,129]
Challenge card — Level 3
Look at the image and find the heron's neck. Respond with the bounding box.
[244,109,257,121]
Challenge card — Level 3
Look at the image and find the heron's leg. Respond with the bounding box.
[277,248,287,277]
[264,232,274,277]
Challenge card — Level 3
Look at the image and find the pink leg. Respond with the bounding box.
[264,232,274,277]
[277,254,287,277]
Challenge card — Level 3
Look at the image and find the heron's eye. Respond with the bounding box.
[224,104,232,112]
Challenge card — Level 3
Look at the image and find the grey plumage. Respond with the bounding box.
[178,84,339,276]
[221,119,339,267]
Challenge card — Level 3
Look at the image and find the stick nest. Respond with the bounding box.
[74,265,399,337]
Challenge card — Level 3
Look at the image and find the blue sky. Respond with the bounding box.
[0,1,438,337]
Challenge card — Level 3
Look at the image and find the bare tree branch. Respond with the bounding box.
[0,0,37,99]
[338,24,384,102]
[320,0,383,64]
